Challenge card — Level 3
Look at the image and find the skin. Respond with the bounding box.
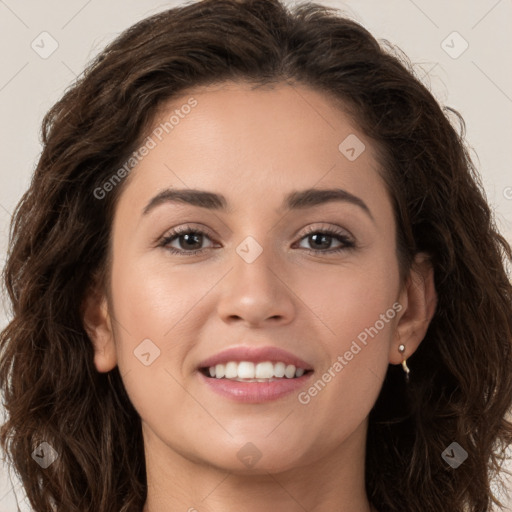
[82,80,437,512]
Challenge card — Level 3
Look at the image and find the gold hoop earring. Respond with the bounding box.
[398,344,410,383]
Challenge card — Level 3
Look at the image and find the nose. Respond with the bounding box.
[216,242,296,328]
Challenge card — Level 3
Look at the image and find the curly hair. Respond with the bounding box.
[1,0,511,511]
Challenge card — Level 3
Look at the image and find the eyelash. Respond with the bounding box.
[158,224,356,256]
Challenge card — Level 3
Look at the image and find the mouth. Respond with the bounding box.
[197,363,315,403]
[196,346,315,402]
[198,362,315,382]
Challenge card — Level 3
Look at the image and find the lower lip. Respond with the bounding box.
[197,370,315,403]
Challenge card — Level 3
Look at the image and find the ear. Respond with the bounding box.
[81,277,117,373]
[389,252,438,364]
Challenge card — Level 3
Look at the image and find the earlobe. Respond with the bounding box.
[390,252,438,365]
[81,282,117,373]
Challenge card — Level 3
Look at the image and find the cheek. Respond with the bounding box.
[296,266,399,440]
[108,260,202,425]
[111,252,203,334]
[298,247,399,335]
[108,253,203,380]
[298,248,399,394]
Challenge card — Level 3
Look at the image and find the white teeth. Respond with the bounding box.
[238,361,255,379]
[255,362,274,379]
[273,362,286,377]
[284,364,296,378]
[215,364,225,378]
[206,361,309,380]
[225,361,238,379]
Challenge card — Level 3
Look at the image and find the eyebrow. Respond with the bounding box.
[142,187,374,222]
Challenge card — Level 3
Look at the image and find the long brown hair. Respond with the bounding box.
[1,1,511,510]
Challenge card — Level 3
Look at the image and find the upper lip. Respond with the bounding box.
[198,345,314,371]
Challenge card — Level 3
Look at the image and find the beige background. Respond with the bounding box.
[0,0,511,510]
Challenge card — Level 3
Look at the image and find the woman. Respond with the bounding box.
[1,0,511,511]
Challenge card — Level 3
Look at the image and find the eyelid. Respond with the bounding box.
[158,222,353,244]
[154,222,216,245]
[298,222,354,240]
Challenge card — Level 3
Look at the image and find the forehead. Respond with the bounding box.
[116,80,389,221]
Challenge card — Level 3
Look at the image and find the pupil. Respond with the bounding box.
[310,233,330,249]
[183,233,201,249]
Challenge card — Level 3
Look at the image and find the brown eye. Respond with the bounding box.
[160,227,216,255]
[296,228,355,254]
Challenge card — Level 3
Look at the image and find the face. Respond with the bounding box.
[85,80,431,475]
